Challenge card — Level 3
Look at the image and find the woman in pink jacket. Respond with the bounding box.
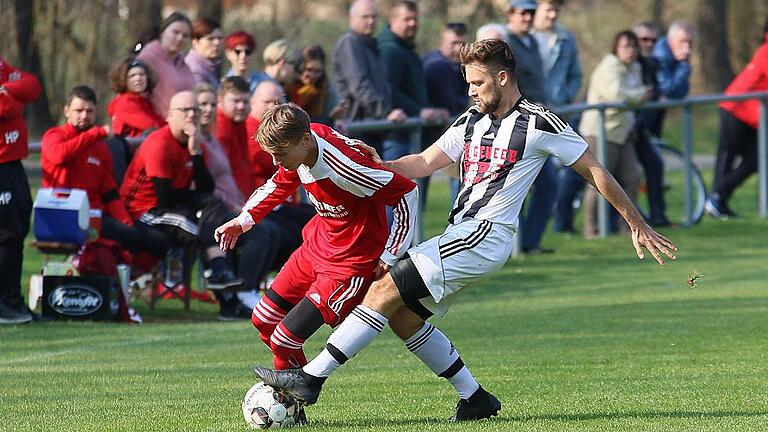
[136,11,196,118]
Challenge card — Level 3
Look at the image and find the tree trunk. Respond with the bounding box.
[197,0,223,23]
[696,0,734,92]
[13,0,53,133]
[651,0,664,26]
[124,0,162,56]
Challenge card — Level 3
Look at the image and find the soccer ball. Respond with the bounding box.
[242,381,301,429]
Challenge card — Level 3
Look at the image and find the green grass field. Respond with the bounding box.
[2,174,767,431]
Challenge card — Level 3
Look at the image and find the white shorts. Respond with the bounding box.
[408,219,515,317]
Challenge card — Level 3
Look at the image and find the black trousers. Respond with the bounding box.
[0,161,32,304]
[101,215,170,258]
[713,109,758,200]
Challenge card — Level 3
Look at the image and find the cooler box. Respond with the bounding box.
[42,275,119,321]
[33,188,90,245]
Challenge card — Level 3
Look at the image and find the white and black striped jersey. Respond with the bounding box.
[435,98,588,227]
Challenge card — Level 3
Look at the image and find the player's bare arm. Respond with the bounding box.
[354,140,454,179]
[571,150,678,265]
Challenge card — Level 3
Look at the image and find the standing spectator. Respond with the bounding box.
[247,81,287,190]
[291,45,343,124]
[647,20,695,136]
[531,0,585,233]
[423,22,469,202]
[256,39,301,95]
[505,0,559,254]
[136,11,196,117]
[475,23,507,42]
[379,0,449,162]
[224,31,261,93]
[185,17,223,91]
[631,22,673,227]
[107,57,165,139]
[706,25,768,219]
[579,30,651,238]
[0,57,40,324]
[333,0,406,153]
[216,76,253,197]
[42,86,169,259]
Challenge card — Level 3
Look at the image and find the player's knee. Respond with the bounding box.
[363,276,402,313]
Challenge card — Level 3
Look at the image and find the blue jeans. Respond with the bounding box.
[521,157,558,250]
[554,166,586,232]
[382,131,412,161]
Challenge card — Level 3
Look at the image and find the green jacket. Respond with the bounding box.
[377,25,427,116]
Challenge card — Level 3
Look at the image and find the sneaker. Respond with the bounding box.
[449,387,501,421]
[253,367,324,405]
[705,197,730,220]
[0,299,33,325]
[217,299,252,321]
[206,269,244,290]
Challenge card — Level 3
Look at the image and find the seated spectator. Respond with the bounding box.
[247,80,285,189]
[42,85,169,259]
[196,83,309,308]
[120,90,250,319]
[216,76,254,197]
[291,45,343,124]
[185,17,223,91]
[107,57,166,140]
[260,39,301,95]
[579,30,651,238]
[224,30,260,93]
[135,11,196,117]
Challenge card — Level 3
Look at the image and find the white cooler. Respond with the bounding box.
[33,188,90,245]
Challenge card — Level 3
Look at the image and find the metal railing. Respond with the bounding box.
[27,91,768,244]
[557,91,768,237]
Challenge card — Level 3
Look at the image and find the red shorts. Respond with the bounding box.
[271,247,373,326]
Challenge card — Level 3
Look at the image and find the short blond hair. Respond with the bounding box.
[256,103,310,151]
[263,39,299,66]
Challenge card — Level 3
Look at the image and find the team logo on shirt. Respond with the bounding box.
[86,156,101,166]
[305,190,349,218]
[462,141,519,185]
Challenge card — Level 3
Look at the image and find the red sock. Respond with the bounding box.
[251,296,287,348]
[270,322,307,370]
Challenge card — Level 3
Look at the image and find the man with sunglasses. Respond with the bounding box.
[505,0,559,254]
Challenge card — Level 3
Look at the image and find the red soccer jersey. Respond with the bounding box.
[0,58,41,163]
[120,125,193,218]
[236,124,419,274]
[107,92,166,138]
[245,116,278,189]
[216,109,253,197]
[41,124,116,211]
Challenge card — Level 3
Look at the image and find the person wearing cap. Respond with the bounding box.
[136,11,196,117]
[505,0,559,254]
[224,30,261,94]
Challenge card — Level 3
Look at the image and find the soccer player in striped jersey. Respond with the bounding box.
[252,39,677,421]
[215,103,419,373]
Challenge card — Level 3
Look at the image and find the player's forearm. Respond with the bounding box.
[588,166,646,228]
[384,154,431,179]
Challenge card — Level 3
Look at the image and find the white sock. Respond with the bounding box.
[303,305,388,378]
[404,322,480,399]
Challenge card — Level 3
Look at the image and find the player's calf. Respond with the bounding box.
[269,322,308,369]
[251,290,291,347]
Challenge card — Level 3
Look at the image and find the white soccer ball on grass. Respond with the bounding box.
[242,381,301,429]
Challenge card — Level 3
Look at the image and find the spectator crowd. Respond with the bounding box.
[3,0,763,325]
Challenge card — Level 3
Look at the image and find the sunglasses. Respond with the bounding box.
[639,37,657,43]
[233,48,253,56]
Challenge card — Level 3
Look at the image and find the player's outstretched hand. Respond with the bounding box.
[215,218,244,251]
[631,223,677,265]
[352,140,383,165]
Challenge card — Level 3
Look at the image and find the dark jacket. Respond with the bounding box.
[332,31,392,121]
[652,37,691,99]
[423,50,468,116]
[378,25,427,116]
[505,31,549,104]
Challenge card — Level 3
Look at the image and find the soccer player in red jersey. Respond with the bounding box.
[215,103,419,370]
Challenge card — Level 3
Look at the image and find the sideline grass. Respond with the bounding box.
[2,178,767,431]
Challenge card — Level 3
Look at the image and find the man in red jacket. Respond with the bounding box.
[706,25,768,219]
[216,76,253,197]
[0,57,40,324]
[41,85,168,258]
